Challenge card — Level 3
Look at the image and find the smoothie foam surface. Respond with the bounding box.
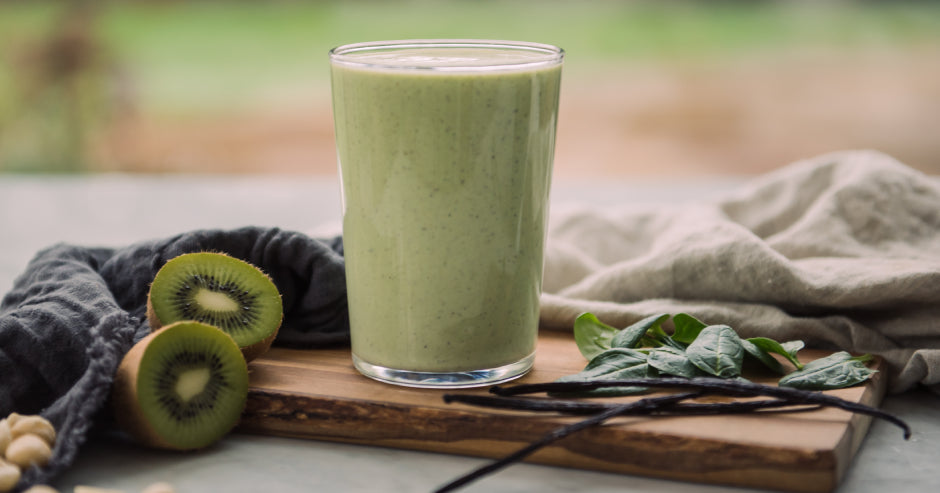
[332,43,562,72]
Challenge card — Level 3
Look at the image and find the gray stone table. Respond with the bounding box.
[0,174,936,493]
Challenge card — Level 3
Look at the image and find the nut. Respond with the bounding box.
[141,482,175,493]
[11,416,57,446]
[23,486,59,493]
[5,434,52,469]
[4,414,23,429]
[0,459,21,493]
[0,419,10,456]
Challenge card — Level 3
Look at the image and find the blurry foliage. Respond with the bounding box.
[0,2,130,172]
[0,0,939,173]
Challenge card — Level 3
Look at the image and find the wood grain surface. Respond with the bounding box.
[238,331,887,493]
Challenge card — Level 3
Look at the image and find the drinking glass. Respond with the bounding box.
[330,39,563,387]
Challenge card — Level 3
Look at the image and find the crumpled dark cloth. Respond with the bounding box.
[0,226,347,490]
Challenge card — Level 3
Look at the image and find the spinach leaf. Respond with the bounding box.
[560,348,648,380]
[741,339,786,375]
[647,346,701,378]
[778,352,876,390]
[747,337,805,370]
[555,348,651,396]
[686,325,744,378]
[611,313,669,349]
[565,313,874,393]
[640,322,686,351]
[573,312,619,360]
[671,313,707,344]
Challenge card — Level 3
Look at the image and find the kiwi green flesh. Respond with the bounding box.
[136,321,249,450]
[149,252,283,349]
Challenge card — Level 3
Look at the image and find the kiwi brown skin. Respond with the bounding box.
[236,328,278,362]
[146,251,283,362]
[112,331,172,450]
[111,321,249,451]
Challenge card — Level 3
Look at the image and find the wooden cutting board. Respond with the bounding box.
[238,331,888,493]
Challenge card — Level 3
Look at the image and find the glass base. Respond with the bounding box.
[351,352,535,389]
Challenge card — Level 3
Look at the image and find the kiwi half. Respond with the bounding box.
[147,252,283,361]
[112,320,249,451]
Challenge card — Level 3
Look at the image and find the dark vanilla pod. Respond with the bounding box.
[443,393,821,417]
[491,377,910,437]
[435,377,910,493]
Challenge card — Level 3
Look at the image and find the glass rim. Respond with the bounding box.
[328,39,564,72]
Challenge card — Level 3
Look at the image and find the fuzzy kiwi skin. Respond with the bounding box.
[111,321,248,451]
[146,252,283,362]
[112,329,171,450]
[235,328,279,362]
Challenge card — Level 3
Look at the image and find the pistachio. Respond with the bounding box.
[0,459,21,493]
[11,416,56,446]
[5,434,52,469]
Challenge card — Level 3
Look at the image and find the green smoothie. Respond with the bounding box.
[330,41,563,382]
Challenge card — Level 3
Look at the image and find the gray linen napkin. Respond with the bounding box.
[0,227,346,490]
[540,150,940,394]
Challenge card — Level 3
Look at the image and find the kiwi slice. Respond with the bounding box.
[147,252,283,361]
[112,320,249,451]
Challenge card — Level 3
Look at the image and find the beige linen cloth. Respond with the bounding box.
[540,150,940,394]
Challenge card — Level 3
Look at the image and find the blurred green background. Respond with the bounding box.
[1,0,939,176]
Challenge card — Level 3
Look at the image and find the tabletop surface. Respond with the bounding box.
[1,174,937,493]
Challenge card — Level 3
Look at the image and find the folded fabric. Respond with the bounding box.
[540,150,940,394]
[0,227,346,489]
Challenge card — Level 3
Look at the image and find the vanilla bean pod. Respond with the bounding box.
[432,391,701,493]
[436,377,908,492]
[443,393,819,416]
[491,377,911,439]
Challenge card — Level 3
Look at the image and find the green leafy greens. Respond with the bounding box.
[685,325,744,378]
[778,352,876,390]
[565,312,876,395]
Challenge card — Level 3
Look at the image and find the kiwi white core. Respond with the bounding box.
[195,289,240,312]
[175,368,211,402]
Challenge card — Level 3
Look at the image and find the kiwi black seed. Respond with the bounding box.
[147,252,283,361]
[111,320,249,451]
